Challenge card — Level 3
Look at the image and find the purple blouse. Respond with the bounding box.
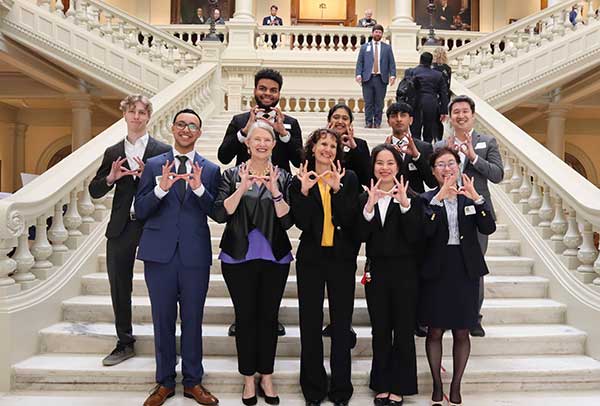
[219,228,294,264]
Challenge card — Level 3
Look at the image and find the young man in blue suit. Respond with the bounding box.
[355,24,396,128]
[135,109,221,406]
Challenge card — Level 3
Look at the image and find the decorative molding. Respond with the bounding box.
[566,142,599,187]
[36,135,72,174]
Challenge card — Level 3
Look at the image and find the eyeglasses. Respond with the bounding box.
[174,121,200,132]
[434,161,458,169]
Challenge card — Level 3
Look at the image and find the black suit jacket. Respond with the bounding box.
[262,15,283,25]
[289,170,361,263]
[212,165,293,261]
[405,65,449,115]
[343,137,371,187]
[218,111,303,174]
[396,138,437,194]
[420,189,496,280]
[89,136,170,239]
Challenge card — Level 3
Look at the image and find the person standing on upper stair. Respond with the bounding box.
[89,94,170,367]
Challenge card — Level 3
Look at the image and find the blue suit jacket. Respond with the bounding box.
[355,41,396,84]
[134,150,221,269]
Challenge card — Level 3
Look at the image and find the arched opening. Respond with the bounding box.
[47,145,72,170]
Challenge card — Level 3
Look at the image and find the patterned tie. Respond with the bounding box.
[373,42,380,74]
[175,155,188,200]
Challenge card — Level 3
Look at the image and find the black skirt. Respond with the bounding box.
[419,245,479,329]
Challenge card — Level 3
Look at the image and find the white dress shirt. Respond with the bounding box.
[372,41,381,75]
[391,134,421,161]
[154,148,205,199]
[123,133,148,214]
[363,195,411,226]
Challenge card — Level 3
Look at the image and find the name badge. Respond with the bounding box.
[283,123,292,130]
[343,146,351,153]
[464,205,476,216]
[155,176,162,184]
[408,163,417,171]
[366,45,372,52]
[475,142,487,150]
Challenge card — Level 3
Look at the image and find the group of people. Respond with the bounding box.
[91,67,504,406]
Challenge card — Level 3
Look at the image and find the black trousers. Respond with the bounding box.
[105,218,143,347]
[365,258,418,395]
[477,231,489,322]
[297,252,357,403]
[222,259,290,376]
[411,95,440,143]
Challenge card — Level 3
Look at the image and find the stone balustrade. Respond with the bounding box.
[0,64,221,297]
[449,0,599,80]
[417,29,486,51]
[454,80,600,298]
[157,24,229,47]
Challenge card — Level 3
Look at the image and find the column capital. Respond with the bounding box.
[14,122,28,137]
[231,0,255,23]
[67,92,93,110]
[545,103,570,119]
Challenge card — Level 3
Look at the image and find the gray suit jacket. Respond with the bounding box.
[434,130,504,219]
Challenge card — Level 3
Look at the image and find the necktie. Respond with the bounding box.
[373,42,380,74]
[176,155,188,200]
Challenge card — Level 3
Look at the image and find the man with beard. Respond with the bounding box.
[218,68,303,337]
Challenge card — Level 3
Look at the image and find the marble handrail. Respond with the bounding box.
[417,29,486,51]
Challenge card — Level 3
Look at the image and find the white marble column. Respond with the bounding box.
[13,123,27,189]
[232,0,255,22]
[68,92,93,151]
[545,103,569,160]
[392,0,414,25]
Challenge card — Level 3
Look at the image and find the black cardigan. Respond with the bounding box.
[212,165,293,261]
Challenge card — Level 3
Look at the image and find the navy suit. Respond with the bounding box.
[356,41,396,126]
[135,150,221,389]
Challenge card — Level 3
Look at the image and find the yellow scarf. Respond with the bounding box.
[317,178,334,247]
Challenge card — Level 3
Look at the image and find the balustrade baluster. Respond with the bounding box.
[66,0,76,21]
[527,24,538,49]
[137,31,150,56]
[576,221,599,282]
[40,0,51,12]
[537,182,554,238]
[114,20,126,44]
[455,56,465,79]
[54,0,64,16]
[550,196,567,253]
[64,190,83,250]
[31,214,54,279]
[75,0,88,26]
[0,240,19,295]
[515,30,527,55]
[594,247,600,286]
[563,7,573,31]
[87,4,101,33]
[500,150,513,191]
[91,196,107,221]
[509,160,523,203]
[101,13,115,39]
[561,208,582,269]
[48,202,69,265]
[467,51,477,77]
[575,4,584,27]
[518,168,532,213]
[586,1,595,20]
[527,175,543,224]
[78,180,96,234]
[552,13,564,37]
[11,230,38,289]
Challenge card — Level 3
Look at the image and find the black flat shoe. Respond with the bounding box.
[228,323,236,337]
[258,380,280,405]
[242,384,257,406]
[332,401,348,406]
[277,321,286,336]
[388,398,403,406]
[414,325,428,337]
[374,396,389,405]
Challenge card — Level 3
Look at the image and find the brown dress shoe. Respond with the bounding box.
[143,384,174,406]
[184,384,219,405]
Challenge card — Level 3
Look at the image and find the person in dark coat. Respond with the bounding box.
[358,144,423,405]
[419,147,496,406]
[405,52,449,143]
[432,47,452,141]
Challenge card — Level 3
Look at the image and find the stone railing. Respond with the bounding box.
[417,28,486,51]
[0,63,221,298]
[449,0,598,80]
[1,0,202,95]
[255,25,390,52]
[454,81,600,305]
[157,24,229,46]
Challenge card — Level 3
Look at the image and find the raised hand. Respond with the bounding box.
[158,160,186,192]
[242,106,259,135]
[435,172,459,201]
[463,132,477,161]
[265,164,281,196]
[297,161,320,196]
[458,174,481,201]
[320,160,345,193]
[187,162,204,191]
[342,125,357,149]
[131,156,145,177]
[237,162,253,191]
[106,156,131,185]
[365,178,387,213]
[400,133,419,158]
[391,175,410,208]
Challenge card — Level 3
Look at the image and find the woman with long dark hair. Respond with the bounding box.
[289,128,361,406]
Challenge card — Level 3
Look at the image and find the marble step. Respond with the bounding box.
[13,353,600,392]
[40,322,585,358]
[98,254,535,277]
[62,296,566,325]
[82,273,549,299]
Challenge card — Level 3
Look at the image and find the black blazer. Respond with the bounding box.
[357,192,424,260]
[420,188,496,280]
[397,138,437,194]
[343,137,371,187]
[218,111,303,174]
[212,165,293,261]
[262,15,283,25]
[89,136,170,239]
[405,65,449,115]
[289,170,361,263]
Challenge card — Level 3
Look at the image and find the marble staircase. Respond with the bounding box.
[11,113,600,398]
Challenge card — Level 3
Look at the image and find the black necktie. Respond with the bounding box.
[176,155,188,200]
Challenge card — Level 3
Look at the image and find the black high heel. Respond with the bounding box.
[242,384,257,406]
[258,379,280,405]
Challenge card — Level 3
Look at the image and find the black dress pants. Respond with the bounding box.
[411,95,440,143]
[297,252,357,403]
[365,258,418,396]
[222,259,290,376]
[105,218,143,347]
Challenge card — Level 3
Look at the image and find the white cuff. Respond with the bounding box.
[237,130,247,144]
[412,152,421,161]
[193,184,206,197]
[471,155,479,165]
[474,196,485,205]
[154,184,168,199]
[278,131,290,143]
[397,198,411,213]
[430,197,444,207]
[363,205,375,221]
